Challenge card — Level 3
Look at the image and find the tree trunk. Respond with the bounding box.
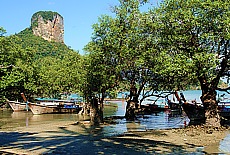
[98,92,105,124]
[90,97,102,126]
[201,90,221,127]
[125,100,137,120]
[125,86,138,120]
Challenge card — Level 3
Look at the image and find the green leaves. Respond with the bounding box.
[0,35,31,101]
[1,26,85,101]
[0,27,6,36]
[2,0,229,103]
[154,0,230,90]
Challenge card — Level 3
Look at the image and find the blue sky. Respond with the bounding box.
[0,0,159,55]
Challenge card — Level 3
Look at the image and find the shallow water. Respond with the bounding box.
[1,100,230,154]
[0,101,187,132]
[103,100,189,136]
[0,110,90,129]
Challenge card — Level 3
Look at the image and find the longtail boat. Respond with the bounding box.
[218,100,230,119]
[137,104,168,114]
[175,91,205,124]
[28,98,82,115]
[7,101,29,112]
[18,93,82,115]
[179,92,230,124]
[181,102,205,123]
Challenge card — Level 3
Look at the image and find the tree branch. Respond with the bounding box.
[0,64,17,69]
[217,87,230,94]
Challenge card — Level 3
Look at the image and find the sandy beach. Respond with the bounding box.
[0,120,229,155]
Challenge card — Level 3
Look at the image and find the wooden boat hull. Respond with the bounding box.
[8,101,29,112]
[182,102,230,125]
[219,111,230,119]
[182,103,205,124]
[218,102,230,119]
[168,102,182,115]
[137,104,168,115]
[28,103,82,115]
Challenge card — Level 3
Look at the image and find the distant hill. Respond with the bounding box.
[16,28,74,58]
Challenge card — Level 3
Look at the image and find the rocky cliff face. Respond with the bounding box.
[31,11,64,43]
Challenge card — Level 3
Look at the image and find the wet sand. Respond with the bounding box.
[0,120,229,155]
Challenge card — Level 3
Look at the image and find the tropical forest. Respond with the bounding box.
[0,0,230,154]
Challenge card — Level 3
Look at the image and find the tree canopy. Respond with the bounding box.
[151,0,230,126]
[84,0,229,125]
[1,0,229,126]
[0,27,84,102]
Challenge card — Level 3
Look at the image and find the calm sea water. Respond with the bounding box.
[0,90,229,154]
[1,90,229,132]
[103,100,188,135]
[118,89,230,104]
[0,101,187,132]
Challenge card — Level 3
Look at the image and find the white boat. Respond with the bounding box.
[8,101,29,112]
[28,99,82,115]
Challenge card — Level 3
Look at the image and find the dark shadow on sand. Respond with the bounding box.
[0,123,205,155]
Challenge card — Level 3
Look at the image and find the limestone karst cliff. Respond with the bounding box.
[31,11,64,43]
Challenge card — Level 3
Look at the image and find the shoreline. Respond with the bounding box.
[0,120,229,154]
[119,126,230,154]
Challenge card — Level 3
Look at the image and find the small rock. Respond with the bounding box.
[206,129,213,134]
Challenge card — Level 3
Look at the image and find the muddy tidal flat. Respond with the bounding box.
[0,119,229,155]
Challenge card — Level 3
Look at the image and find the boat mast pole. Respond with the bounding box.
[21,93,28,111]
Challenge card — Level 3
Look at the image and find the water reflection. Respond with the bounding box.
[0,110,91,129]
[1,101,188,134]
[1,102,188,136]
[101,112,189,137]
[0,101,229,154]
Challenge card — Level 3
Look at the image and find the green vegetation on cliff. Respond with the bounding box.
[1,27,85,102]
[31,11,62,28]
[17,28,70,58]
